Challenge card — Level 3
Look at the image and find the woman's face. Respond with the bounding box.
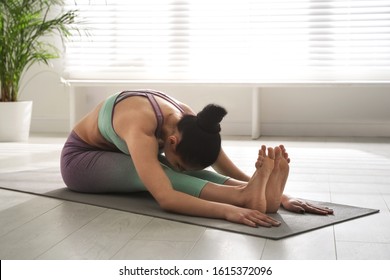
[162,132,187,172]
[163,139,202,172]
[163,129,205,172]
[164,151,189,172]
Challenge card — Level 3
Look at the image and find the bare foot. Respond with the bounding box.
[243,146,275,213]
[280,144,290,163]
[265,145,290,213]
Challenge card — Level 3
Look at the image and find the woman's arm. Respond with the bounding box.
[127,131,279,227]
[212,148,250,181]
[114,109,277,227]
[112,101,279,227]
[128,134,279,227]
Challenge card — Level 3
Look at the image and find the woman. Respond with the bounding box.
[61,89,333,228]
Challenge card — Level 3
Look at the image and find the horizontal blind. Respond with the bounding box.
[64,0,390,81]
[249,0,390,81]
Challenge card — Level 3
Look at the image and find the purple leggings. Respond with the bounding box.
[60,131,228,196]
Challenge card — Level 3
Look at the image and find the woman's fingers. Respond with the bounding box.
[243,218,259,228]
[226,206,282,228]
[286,200,306,214]
[303,203,334,215]
[251,211,281,227]
[290,200,334,215]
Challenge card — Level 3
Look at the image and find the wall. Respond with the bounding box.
[20,64,390,137]
[260,86,390,137]
[20,62,69,134]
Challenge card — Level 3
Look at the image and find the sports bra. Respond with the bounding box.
[98,89,185,154]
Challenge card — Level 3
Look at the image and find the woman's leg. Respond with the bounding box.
[61,132,283,213]
[61,147,217,196]
[199,147,275,213]
[61,132,231,196]
[200,145,290,213]
[264,145,290,213]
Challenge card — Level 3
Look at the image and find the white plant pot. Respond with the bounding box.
[0,101,33,142]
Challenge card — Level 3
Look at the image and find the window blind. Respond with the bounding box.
[63,0,390,81]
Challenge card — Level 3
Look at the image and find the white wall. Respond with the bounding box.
[260,86,390,137]
[20,64,390,137]
[19,62,69,133]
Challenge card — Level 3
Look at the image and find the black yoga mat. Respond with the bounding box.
[0,168,379,240]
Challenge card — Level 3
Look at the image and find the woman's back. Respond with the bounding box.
[73,90,191,151]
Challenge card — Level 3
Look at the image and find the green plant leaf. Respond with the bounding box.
[0,0,79,102]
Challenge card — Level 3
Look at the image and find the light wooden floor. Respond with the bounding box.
[1,134,390,260]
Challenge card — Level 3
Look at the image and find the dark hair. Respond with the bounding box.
[176,104,227,169]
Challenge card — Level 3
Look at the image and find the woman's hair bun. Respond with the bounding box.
[196,104,227,133]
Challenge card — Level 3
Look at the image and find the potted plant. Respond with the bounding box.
[0,0,78,141]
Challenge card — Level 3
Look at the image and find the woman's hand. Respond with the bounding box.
[224,205,281,228]
[281,195,334,215]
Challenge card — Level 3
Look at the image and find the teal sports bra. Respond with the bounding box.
[98,90,184,154]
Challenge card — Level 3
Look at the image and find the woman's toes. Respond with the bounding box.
[279,145,291,163]
[267,147,275,160]
[274,146,282,159]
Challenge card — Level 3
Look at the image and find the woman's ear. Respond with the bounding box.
[168,135,179,150]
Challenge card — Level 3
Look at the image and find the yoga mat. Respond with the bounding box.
[0,168,379,240]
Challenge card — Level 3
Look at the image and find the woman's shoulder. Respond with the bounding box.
[113,97,158,134]
[175,100,196,115]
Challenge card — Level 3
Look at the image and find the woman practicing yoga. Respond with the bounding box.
[61,89,333,227]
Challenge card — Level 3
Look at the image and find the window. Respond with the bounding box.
[64,0,390,81]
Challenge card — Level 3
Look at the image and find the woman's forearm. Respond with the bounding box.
[212,149,251,181]
[158,189,281,228]
[159,189,232,220]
